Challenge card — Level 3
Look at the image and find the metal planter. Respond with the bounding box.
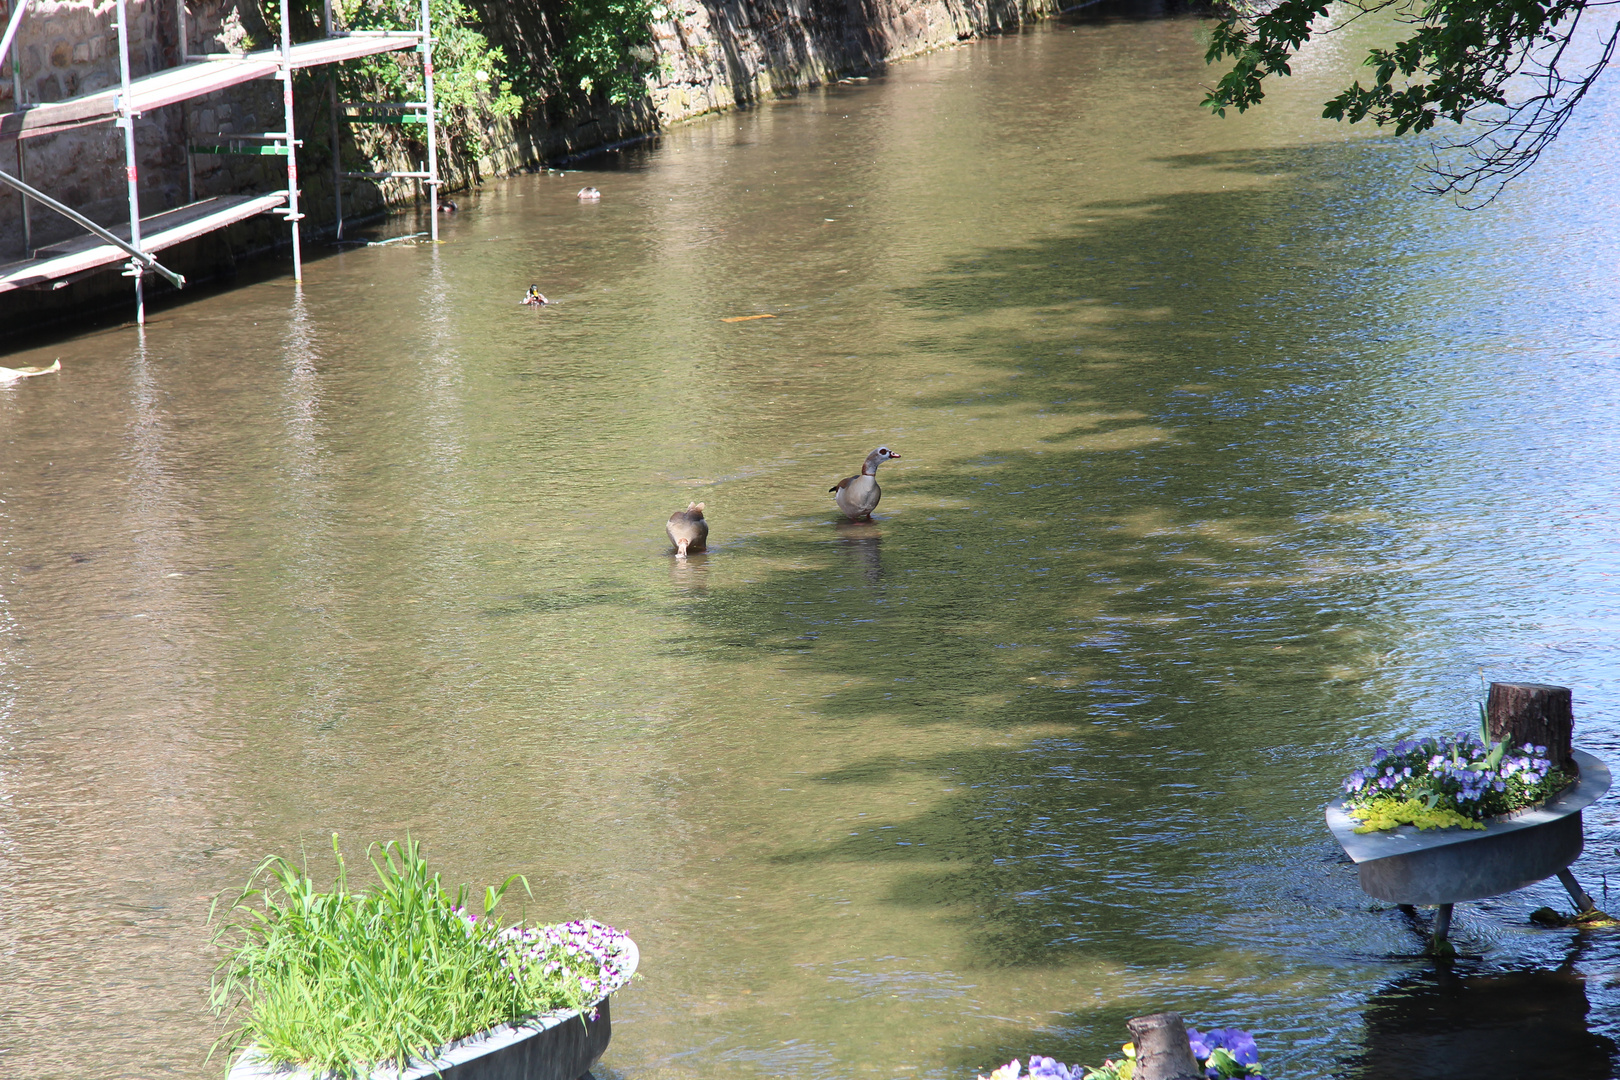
[1326,750,1611,905]
[228,938,637,1080]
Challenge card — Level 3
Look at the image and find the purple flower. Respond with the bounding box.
[1026,1056,1076,1080]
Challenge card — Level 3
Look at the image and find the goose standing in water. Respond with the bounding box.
[830,446,900,521]
[666,502,709,557]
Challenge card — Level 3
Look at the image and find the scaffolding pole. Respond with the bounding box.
[421,0,437,241]
[114,0,144,323]
[6,0,29,253]
[279,0,303,280]
[323,0,343,239]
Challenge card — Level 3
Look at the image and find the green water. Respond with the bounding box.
[4,7,1620,1078]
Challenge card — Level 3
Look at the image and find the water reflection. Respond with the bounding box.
[833,524,883,584]
[1342,961,1619,1079]
[670,552,712,594]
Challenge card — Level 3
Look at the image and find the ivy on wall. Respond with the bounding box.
[551,0,665,105]
[338,0,522,157]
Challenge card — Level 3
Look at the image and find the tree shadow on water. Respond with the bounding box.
[669,139,1460,1064]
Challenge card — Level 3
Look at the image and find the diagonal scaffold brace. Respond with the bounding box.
[0,168,186,289]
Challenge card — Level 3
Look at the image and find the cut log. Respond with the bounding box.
[1486,682,1574,772]
[1125,1013,1203,1080]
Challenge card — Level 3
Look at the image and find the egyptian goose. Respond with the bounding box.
[830,446,900,521]
[666,502,709,557]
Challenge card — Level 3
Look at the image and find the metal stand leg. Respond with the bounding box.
[1429,903,1454,957]
[1558,868,1596,913]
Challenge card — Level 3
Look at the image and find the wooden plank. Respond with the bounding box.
[0,193,287,293]
[0,34,420,143]
[286,33,421,68]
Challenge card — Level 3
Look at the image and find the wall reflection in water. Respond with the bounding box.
[1342,961,1618,1080]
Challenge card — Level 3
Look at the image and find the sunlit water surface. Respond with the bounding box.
[4,8,1620,1078]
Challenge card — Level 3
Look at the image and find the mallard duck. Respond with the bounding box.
[666,502,709,557]
[830,446,900,521]
[437,200,458,213]
[577,186,601,202]
[0,358,60,383]
[522,285,549,306]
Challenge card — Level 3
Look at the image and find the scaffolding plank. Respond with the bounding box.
[0,33,421,143]
[285,33,423,68]
[0,192,288,293]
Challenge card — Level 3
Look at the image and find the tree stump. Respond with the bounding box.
[1125,1013,1203,1080]
[1486,682,1574,772]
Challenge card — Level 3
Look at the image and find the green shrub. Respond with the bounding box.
[209,835,635,1078]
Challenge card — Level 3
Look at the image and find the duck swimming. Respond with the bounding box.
[523,285,549,306]
[830,446,900,521]
[666,502,709,557]
[577,186,601,201]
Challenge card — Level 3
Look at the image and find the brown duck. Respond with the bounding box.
[666,502,709,557]
[830,446,900,521]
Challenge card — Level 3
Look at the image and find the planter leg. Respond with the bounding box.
[1428,903,1455,957]
[1554,869,1620,926]
[1558,868,1596,913]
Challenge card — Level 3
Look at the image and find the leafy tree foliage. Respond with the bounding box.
[1203,0,1620,204]
[341,0,523,145]
[552,0,666,104]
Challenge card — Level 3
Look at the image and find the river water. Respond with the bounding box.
[4,6,1620,1078]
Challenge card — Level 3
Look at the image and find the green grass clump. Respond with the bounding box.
[209,835,625,1078]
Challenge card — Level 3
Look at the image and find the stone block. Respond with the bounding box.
[49,38,72,68]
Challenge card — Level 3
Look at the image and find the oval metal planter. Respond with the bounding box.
[228,937,637,1080]
[1326,749,1611,905]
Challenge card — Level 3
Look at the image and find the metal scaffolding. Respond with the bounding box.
[0,0,440,322]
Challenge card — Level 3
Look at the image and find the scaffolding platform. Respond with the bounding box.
[0,192,287,293]
[1,0,441,327]
[0,33,422,143]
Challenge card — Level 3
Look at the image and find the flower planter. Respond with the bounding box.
[1326,749,1610,905]
[227,937,637,1080]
